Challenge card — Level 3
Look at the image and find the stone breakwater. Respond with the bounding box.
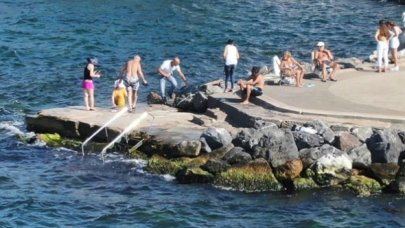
[25,91,405,196]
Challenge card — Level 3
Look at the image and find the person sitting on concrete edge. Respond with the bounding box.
[314,41,339,82]
[280,51,305,87]
[238,66,265,104]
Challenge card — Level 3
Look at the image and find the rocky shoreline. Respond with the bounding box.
[25,80,405,196]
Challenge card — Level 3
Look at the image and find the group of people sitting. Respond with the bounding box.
[273,41,340,87]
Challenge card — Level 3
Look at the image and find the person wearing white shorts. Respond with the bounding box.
[387,21,403,71]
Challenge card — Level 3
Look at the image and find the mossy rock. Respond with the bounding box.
[61,138,82,150]
[128,147,148,160]
[214,159,282,192]
[147,154,208,176]
[345,175,382,196]
[176,167,215,184]
[293,177,319,191]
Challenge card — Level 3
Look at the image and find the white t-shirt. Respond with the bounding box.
[160,60,181,76]
[224,44,238,66]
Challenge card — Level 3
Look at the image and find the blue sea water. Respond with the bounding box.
[1,0,405,227]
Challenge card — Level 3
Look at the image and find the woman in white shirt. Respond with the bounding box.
[223,39,239,92]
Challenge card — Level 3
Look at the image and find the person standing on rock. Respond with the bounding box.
[238,66,264,104]
[82,57,101,111]
[124,55,148,112]
[158,57,188,103]
[223,39,240,93]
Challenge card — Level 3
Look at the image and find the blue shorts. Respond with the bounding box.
[251,87,263,96]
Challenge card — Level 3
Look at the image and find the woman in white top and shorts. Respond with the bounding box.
[386,21,402,71]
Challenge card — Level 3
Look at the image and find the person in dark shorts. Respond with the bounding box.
[238,66,264,104]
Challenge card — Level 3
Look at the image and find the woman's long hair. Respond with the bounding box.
[378,21,391,39]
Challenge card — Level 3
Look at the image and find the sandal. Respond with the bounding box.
[329,78,337,82]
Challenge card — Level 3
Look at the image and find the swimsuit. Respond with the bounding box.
[251,87,263,96]
[82,80,94,89]
[244,86,263,97]
[82,64,94,89]
[124,76,140,91]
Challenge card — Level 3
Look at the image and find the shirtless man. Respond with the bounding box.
[238,66,264,104]
[314,41,339,82]
[124,55,147,112]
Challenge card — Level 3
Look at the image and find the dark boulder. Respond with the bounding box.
[147,91,163,104]
[367,129,405,163]
[370,163,400,186]
[293,131,324,150]
[351,127,373,143]
[336,132,362,152]
[304,120,335,144]
[347,144,372,169]
[254,128,299,168]
[176,140,201,157]
[222,147,252,165]
[201,159,230,175]
[192,91,208,113]
[391,161,405,194]
[201,127,232,150]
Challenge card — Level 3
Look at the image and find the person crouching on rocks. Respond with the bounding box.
[238,66,264,104]
[82,57,101,111]
[111,78,127,109]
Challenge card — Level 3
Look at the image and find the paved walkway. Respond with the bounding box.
[259,60,405,123]
[209,60,405,128]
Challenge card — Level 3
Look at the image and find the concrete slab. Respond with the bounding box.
[32,105,207,145]
[208,60,405,129]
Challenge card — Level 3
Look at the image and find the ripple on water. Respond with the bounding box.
[1,0,405,227]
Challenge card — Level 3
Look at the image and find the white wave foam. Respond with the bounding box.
[161,174,176,182]
[213,185,236,191]
[0,121,24,136]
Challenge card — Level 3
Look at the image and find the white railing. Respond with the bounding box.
[81,107,128,155]
[100,112,148,160]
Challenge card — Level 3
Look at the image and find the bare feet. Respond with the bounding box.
[241,100,249,104]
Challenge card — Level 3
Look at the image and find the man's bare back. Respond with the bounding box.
[127,56,142,79]
[251,74,265,89]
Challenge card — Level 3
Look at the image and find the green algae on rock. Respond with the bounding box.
[176,167,215,184]
[214,158,282,192]
[345,175,382,196]
[147,154,208,176]
[37,133,82,150]
[292,177,319,190]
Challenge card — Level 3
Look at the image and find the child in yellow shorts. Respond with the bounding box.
[111,79,127,108]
